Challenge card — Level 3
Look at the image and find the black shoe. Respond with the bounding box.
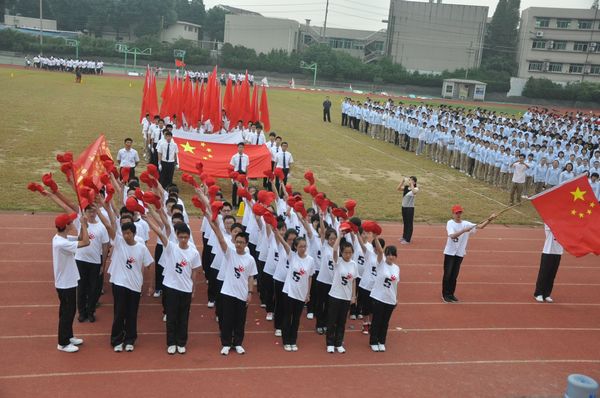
[88,314,96,323]
[441,295,452,303]
[78,314,87,322]
[448,295,459,302]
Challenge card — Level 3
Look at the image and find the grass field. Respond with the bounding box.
[0,66,541,224]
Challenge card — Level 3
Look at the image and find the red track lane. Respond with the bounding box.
[0,212,599,397]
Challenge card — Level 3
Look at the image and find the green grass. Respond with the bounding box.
[0,67,540,224]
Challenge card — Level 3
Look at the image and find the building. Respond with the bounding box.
[385,0,488,73]
[223,14,386,62]
[3,13,57,30]
[442,78,487,100]
[160,21,202,43]
[516,6,600,83]
[216,5,262,16]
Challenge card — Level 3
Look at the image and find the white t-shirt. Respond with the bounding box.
[134,219,150,242]
[328,258,358,301]
[52,235,80,289]
[75,221,109,264]
[161,242,202,293]
[370,262,400,305]
[282,253,315,301]
[511,162,528,183]
[220,248,258,301]
[443,220,477,257]
[273,247,290,283]
[117,148,140,168]
[263,234,280,276]
[542,224,563,255]
[316,244,334,284]
[358,243,377,291]
[108,235,154,292]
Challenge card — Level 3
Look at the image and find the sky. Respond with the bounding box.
[204,0,595,31]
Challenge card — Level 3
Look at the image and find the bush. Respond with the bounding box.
[522,78,600,102]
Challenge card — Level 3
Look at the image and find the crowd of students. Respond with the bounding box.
[340,99,600,202]
[27,55,104,74]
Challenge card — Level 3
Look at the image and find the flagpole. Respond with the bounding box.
[477,202,523,224]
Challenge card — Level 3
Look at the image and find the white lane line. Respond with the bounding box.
[1,359,599,380]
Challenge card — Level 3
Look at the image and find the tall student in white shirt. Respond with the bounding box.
[326,232,358,353]
[208,218,257,356]
[272,228,298,337]
[157,131,178,188]
[509,154,529,206]
[229,143,249,207]
[314,221,338,335]
[369,240,400,352]
[116,138,140,179]
[533,224,563,303]
[274,142,293,193]
[53,213,90,352]
[442,205,496,303]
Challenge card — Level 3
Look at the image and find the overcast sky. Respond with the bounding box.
[205,0,594,31]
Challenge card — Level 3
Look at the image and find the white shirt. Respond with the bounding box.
[275,151,293,169]
[316,244,334,284]
[358,243,377,291]
[328,258,358,301]
[157,140,178,162]
[75,221,109,264]
[134,219,150,242]
[443,220,477,257]
[542,224,563,255]
[117,148,140,168]
[52,235,80,289]
[511,162,528,183]
[370,262,400,305]
[282,253,315,302]
[108,235,153,292]
[161,242,202,293]
[230,153,250,173]
[220,248,258,301]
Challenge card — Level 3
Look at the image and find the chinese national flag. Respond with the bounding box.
[530,174,600,257]
[173,137,271,178]
[72,135,112,208]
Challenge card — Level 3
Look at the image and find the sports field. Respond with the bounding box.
[0,66,539,224]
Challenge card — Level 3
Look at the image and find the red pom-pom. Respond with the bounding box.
[211,201,224,221]
[191,195,207,213]
[204,177,216,187]
[229,171,240,180]
[274,167,285,180]
[27,182,45,194]
[181,173,199,188]
[304,170,315,185]
[120,167,131,183]
[147,164,159,180]
[263,170,274,180]
[195,162,204,174]
[100,173,110,186]
[339,221,353,233]
[362,220,382,235]
[125,197,140,213]
[208,185,220,202]
[263,212,277,229]
[60,162,73,181]
[42,173,59,193]
[344,199,357,217]
[285,184,293,196]
[252,203,267,216]
[332,208,348,220]
[105,183,115,203]
[134,188,144,201]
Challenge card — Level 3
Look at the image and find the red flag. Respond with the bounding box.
[209,69,222,132]
[174,137,271,178]
[139,66,150,122]
[239,72,251,126]
[175,59,186,68]
[250,85,259,123]
[72,135,113,209]
[530,174,600,257]
[160,72,171,118]
[229,81,241,127]
[223,77,233,117]
[197,82,205,127]
[172,77,182,127]
[202,70,214,124]
[147,72,159,118]
[260,85,271,131]
[181,74,192,126]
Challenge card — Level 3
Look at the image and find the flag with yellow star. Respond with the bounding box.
[173,136,272,178]
[530,174,600,257]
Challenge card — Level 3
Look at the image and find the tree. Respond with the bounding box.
[482,0,520,75]
[204,6,226,41]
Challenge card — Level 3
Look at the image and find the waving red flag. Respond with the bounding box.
[530,174,600,257]
[139,66,150,122]
[259,85,270,131]
[223,77,233,116]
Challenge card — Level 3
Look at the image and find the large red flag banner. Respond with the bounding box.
[173,136,271,178]
[73,135,112,188]
[530,174,600,257]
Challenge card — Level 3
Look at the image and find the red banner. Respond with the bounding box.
[73,135,112,188]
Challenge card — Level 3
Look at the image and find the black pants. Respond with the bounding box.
[207,267,219,303]
[401,206,415,242]
[164,286,192,347]
[110,284,141,346]
[350,277,362,317]
[326,296,350,347]
[220,294,248,347]
[273,280,286,330]
[282,296,304,345]
[120,166,136,180]
[306,272,319,314]
[154,244,164,291]
[201,235,212,276]
[261,272,275,313]
[467,158,476,176]
[215,279,224,329]
[358,287,372,316]
[76,260,101,317]
[323,108,331,122]
[56,287,77,346]
[442,255,464,297]
[275,168,290,196]
[534,253,562,299]
[151,144,159,166]
[256,260,265,305]
[370,299,395,345]
[341,113,347,126]
[159,161,175,188]
[315,281,331,329]
[231,171,246,207]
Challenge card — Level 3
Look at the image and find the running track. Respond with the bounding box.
[0,212,599,397]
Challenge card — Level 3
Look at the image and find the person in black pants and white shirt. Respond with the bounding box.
[158,131,178,188]
[274,142,293,193]
[323,96,332,122]
[52,213,90,352]
[397,176,418,244]
[230,143,249,207]
[534,224,563,303]
[442,205,495,303]
[117,138,140,179]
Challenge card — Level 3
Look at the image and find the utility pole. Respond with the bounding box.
[39,0,43,54]
[322,0,329,41]
[582,0,599,83]
[465,42,475,79]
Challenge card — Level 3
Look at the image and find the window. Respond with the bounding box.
[578,20,593,29]
[592,42,600,52]
[535,18,550,28]
[590,65,600,74]
[528,62,543,71]
[548,63,563,72]
[569,64,583,73]
[573,42,588,51]
[445,84,453,93]
[556,19,571,29]
[532,40,546,49]
[552,40,567,50]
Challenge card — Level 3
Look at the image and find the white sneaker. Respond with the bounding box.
[125,344,134,352]
[370,344,380,352]
[167,345,177,355]
[350,315,357,320]
[207,301,215,308]
[260,304,266,308]
[545,297,554,303]
[336,346,346,354]
[69,337,83,346]
[291,345,298,352]
[284,344,292,352]
[153,290,161,298]
[274,329,282,337]
[535,295,544,302]
[235,345,245,355]
[114,343,124,352]
[266,312,273,321]
[306,312,314,320]
[357,314,363,320]
[378,344,386,352]
[177,346,186,354]
[220,346,230,356]
[162,314,167,322]
[326,345,335,353]
[57,343,79,353]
